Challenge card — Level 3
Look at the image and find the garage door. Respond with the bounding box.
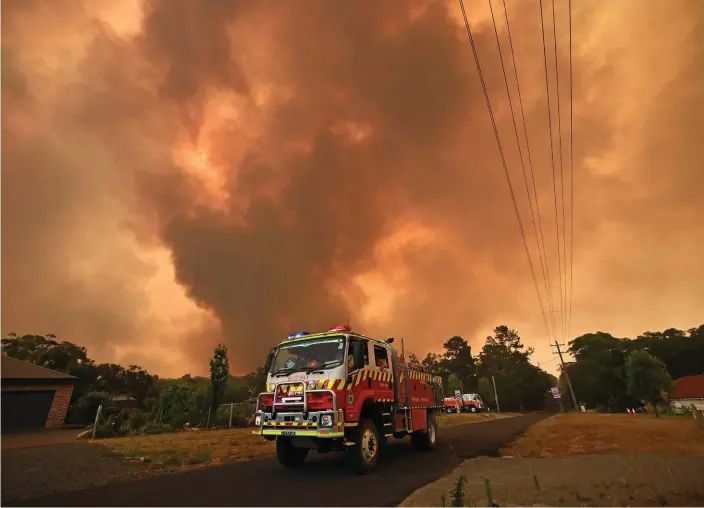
[1,390,55,432]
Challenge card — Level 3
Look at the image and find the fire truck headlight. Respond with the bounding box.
[255,415,262,426]
[320,414,333,427]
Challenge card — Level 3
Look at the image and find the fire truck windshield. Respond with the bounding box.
[270,335,346,376]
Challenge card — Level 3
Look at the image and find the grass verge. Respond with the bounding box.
[501,411,704,458]
[99,427,275,470]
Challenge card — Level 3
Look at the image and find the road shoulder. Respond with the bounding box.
[400,453,704,507]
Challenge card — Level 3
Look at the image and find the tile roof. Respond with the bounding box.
[670,374,704,399]
[1,355,76,380]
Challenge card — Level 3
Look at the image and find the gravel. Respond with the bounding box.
[1,442,150,504]
[400,453,704,507]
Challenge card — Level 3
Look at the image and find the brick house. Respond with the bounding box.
[1,355,76,431]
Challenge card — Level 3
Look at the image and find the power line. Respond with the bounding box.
[567,0,575,342]
[457,0,551,340]
[499,0,557,341]
[489,0,554,342]
[538,0,565,341]
[550,0,569,342]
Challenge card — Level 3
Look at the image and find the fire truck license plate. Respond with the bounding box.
[281,430,296,436]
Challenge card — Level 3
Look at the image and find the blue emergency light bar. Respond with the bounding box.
[287,331,310,340]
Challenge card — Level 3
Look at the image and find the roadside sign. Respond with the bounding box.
[550,387,561,399]
[454,390,462,400]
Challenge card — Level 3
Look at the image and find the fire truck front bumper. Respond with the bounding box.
[252,409,345,439]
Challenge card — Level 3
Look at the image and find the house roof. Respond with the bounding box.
[1,355,76,381]
[670,374,704,399]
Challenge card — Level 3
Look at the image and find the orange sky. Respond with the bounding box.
[2,0,702,378]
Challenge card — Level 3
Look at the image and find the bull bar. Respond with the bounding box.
[252,382,344,438]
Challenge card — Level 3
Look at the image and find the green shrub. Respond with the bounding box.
[67,391,113,425]
[93,421,117,439]
[139,422,174,435]
[214,405,231,426]
[125,411,149,433]
[233,414,249,428]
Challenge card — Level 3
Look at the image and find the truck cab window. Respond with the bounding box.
[348,337,369,371]
[373,345,390,370]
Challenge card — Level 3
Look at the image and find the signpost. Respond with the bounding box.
[551,387,564,412]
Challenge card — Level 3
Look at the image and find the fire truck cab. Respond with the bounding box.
[252,325,444,473]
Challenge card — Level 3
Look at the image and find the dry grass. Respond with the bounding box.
[98,412,521,471]
[439,411,520,428]
[100,428,274,471]
[502,412,704,458]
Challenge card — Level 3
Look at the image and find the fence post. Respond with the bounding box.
[229,403,234,428]
[92,404,103,440]
[206,405,212,429]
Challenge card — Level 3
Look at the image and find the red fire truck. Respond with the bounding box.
[444,393,485,413]
[252,325,444,473]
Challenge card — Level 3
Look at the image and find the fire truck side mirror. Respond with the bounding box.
[352,342,365,370]
[264,352,274,373]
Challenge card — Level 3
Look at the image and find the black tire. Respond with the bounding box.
[411,412,439,451]
[470,405,477,413]
[347,418,380,474]
[276,436,308,468]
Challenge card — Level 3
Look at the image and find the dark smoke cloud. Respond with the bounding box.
[2,0,702,376]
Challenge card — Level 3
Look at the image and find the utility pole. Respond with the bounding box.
[491,375,501,413]
[552,341,579,411]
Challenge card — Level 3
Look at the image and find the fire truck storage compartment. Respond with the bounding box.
[411,407,427,432]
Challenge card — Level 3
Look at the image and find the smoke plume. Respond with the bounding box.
[2,0,702,376]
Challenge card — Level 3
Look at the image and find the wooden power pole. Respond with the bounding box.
[552,341,579,411]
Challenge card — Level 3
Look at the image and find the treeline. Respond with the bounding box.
[1,334,265,434]
[408,325,557,412]
[563,325,703,413]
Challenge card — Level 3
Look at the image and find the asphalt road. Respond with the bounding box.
[14,413,548,507]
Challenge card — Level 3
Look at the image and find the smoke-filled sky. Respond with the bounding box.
[2,0,702,377]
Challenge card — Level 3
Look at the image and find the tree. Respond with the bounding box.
[209,344,230,419]
[477,377,496,407]
[441,336,476,392]
[567,331,636,411]
[625,349,672,417]
[476,326,551,411]
[243,367,267,398]
[421,352,449,387]
[632,326,704,380]
[407,352,422,369]
[447,373,461,394]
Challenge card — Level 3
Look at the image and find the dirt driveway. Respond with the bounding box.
[1,429,84,451]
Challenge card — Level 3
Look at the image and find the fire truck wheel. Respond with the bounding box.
[470,405,477,413]
[411,413,438,451]
[275,437,309,468]
[347,418,380,474]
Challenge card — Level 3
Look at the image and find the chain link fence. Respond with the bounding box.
[90,398,255,438]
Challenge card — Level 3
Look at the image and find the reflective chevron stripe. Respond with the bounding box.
[406,370,435,382]
[263,421,318,427]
